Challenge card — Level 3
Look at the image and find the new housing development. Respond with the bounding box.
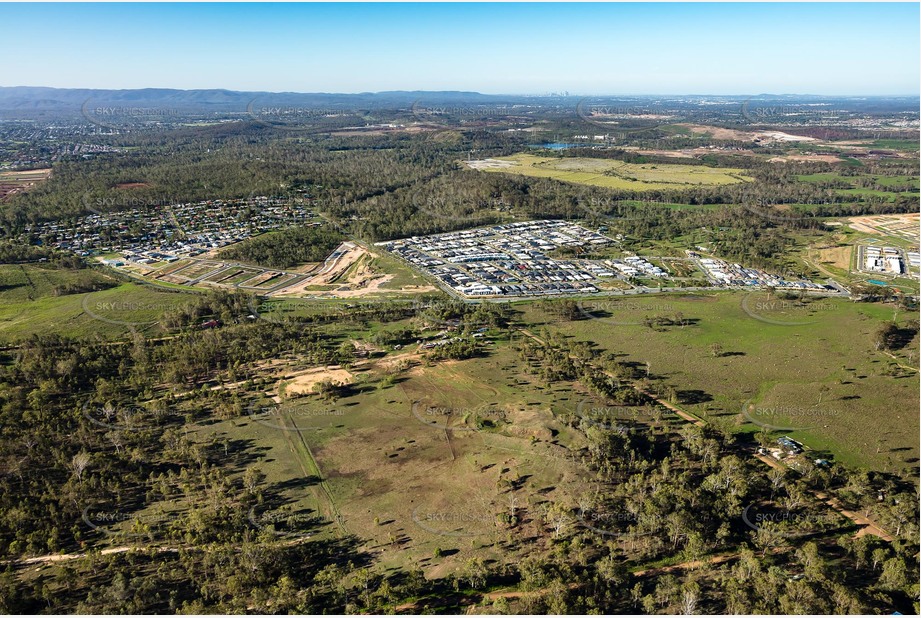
[379,220,835,299]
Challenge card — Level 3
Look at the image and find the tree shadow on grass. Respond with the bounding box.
[676,389,713,405]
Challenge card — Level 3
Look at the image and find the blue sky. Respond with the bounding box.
[1,3,918,95]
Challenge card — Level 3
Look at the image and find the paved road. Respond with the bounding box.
[476,284,849,304]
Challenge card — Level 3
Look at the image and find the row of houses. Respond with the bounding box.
[380,220,614,297]
[609,256,667,278]
[25,197,315,261]
[693,253,827,291]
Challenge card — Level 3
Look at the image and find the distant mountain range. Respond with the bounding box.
[0,87,533,114]
[0,86,915,117]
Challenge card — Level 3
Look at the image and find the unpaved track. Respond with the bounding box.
[13,546,178,566]
[10,537,312,568]
[754,454,893,541]
[519,328,895,542]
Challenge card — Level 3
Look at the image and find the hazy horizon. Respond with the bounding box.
[1,85,919,99]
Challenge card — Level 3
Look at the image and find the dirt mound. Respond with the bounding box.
[283,366,354,397]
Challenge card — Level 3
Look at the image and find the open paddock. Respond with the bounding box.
[522,292,919,477]
[469,153,752,191]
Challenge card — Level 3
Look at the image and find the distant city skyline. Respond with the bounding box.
[0,3,918,96]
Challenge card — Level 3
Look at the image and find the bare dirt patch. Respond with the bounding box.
[625,146,758,159]
[373,351,420,374]
[848,213,920,243]
[274,243,436,298]
[293,262,321,275]
[115,182,151,189]
[330,125,436,137]
[681,124,817,144]
[681,124,755,141]
[466,158,518,170]
[0,168,52,201]
[848,220,877,235]
[756,130,816,143]
[315,244,367,285]
[769,154,843,163]
[282,366,354,397]
[275,243,366,295]
[815,245,853,270]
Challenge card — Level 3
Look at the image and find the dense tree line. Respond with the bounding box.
[218,225,344,269]
[0,241,85,267]
[4,122,915,245]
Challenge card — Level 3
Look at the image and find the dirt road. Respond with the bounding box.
[519,327,895,542]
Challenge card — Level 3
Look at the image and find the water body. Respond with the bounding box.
[867,279,889,286]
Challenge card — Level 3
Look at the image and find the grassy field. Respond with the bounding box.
[797,173,918,188]
[151,290,920,578]
[14,273,916,584]
[299,344,590,574]
[796,172,919,201]
[474,153,752,191]
[366,248,437,291]
[0,264,202,342]
[116,334,610,577]
[519,292,919,477]
[835,188,915,200]
[221,269,262,285]
[862,138,920,151]
[173,261,221,279]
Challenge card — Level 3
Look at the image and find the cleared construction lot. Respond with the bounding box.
[132,240,435,298]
